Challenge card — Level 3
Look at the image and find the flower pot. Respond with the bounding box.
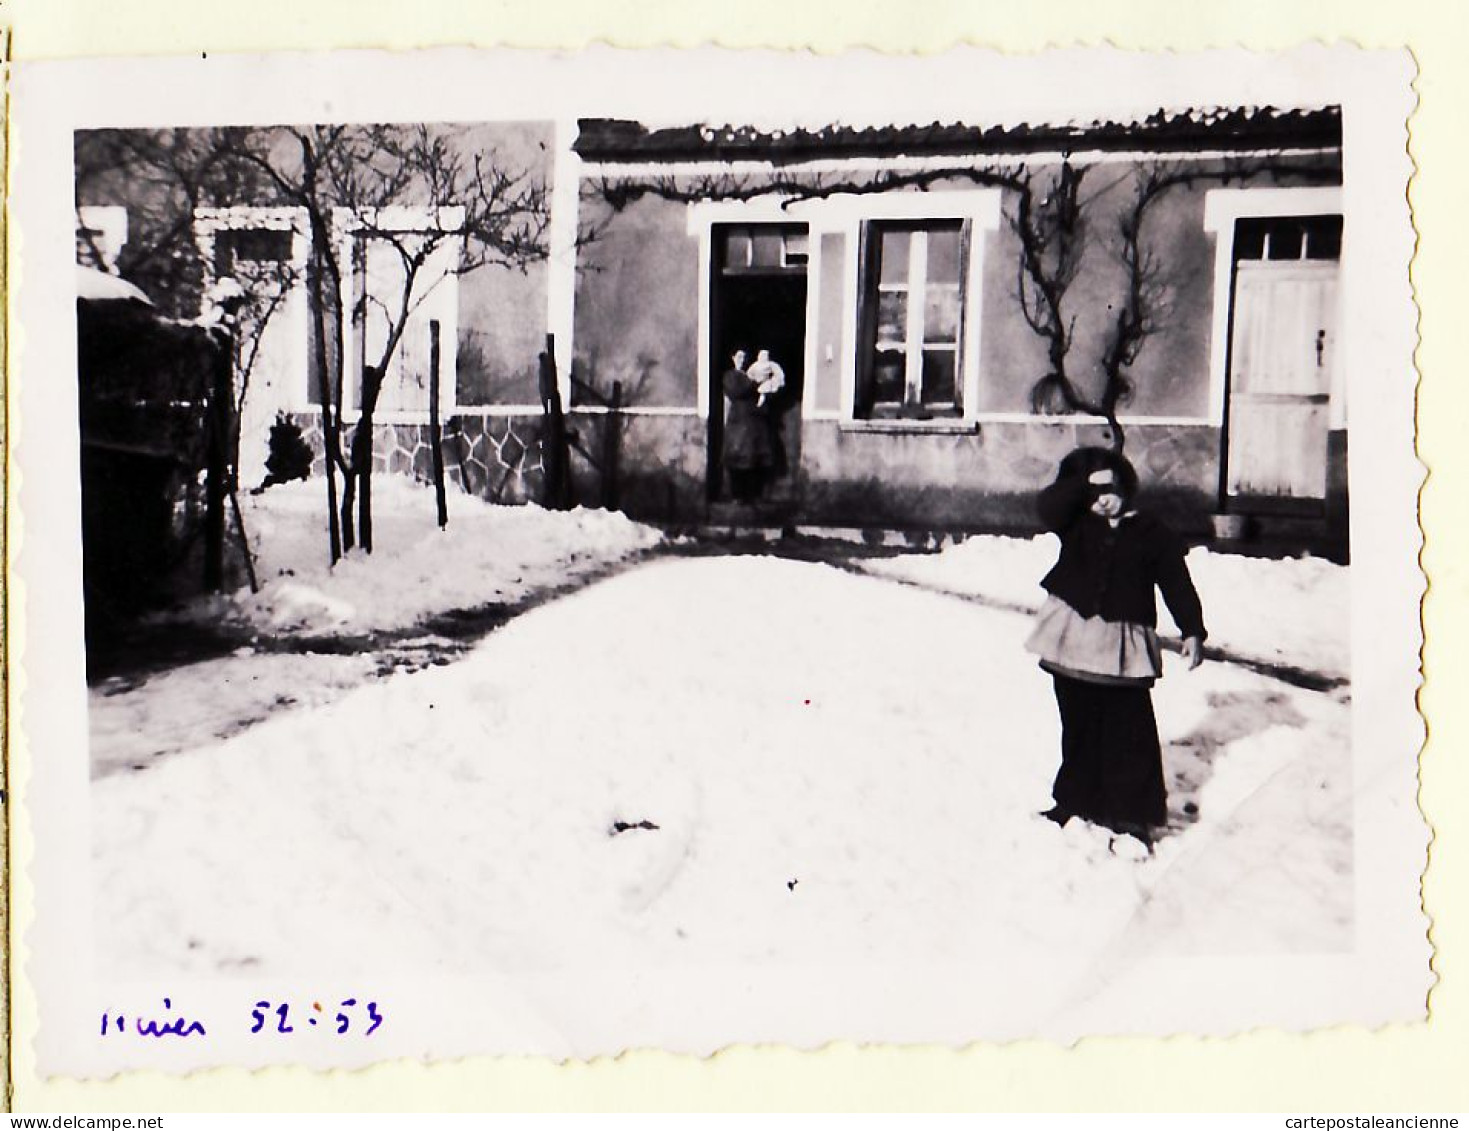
[1210,513,1251,542]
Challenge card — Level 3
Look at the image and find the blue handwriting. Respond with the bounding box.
[99,997,206,1039]
[250,998,383,1036]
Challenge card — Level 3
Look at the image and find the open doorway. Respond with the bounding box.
[707,223,808,505]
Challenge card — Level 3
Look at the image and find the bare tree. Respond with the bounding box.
[218,124,552,559]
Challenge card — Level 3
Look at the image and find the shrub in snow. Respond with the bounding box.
[261,413,313,489]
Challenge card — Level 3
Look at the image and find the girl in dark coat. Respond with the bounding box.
[1024,446,1207,848]
[722,348,774,503]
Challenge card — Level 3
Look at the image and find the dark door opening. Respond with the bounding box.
[707,223,808,505]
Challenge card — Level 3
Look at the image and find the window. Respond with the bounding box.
[857,220,967,418]
[342,209,463,417]
[1232,215,1343,263]
[717,224,808,272]
[213,228,294,273]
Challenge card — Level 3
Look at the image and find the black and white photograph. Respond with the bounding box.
[8,44,1425,1080]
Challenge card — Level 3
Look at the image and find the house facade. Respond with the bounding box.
[76,109,1348,554]
[567,111,1346,552]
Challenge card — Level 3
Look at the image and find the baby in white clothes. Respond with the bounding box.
[747,348,786,406]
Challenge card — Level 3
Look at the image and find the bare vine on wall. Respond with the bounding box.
[592,150,1337,455]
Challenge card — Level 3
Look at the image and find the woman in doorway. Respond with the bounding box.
[722,347,774,503]
[1024,446,1208,850]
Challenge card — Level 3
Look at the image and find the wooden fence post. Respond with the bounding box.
[602,379,622,510]
[203,330,232,592]
[428,319,449,528]
[538,333,571,510]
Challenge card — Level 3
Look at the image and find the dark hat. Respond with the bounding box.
[1057,446,1139,504]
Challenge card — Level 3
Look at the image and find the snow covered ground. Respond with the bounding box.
[85,481,1354,1046]
[89,499,1352,999]
[861,533,1351,681]
[89,477,662,777]
[167,476,665,639]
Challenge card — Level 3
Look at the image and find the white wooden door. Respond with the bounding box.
[1225,261,1339,501]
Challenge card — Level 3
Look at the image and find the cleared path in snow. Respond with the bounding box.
[93,555,1352,1038]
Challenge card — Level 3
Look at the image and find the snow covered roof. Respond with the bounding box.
[76,264,154,306]
[575,106,1342,165]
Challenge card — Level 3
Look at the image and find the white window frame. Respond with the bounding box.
[839,192,1000,428]
[193,206,312,409]
[335,205,465,424]
[1203,186,1345,429]
[863,221,967,416]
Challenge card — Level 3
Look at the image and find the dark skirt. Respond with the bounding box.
[1049,672,1167,831]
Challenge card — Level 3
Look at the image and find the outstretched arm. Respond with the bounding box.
[1155,529,1208,655]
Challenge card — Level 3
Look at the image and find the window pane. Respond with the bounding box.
[924,285,961,343]
[876,290,908,341]
[1265,219,1304,260]
[723,229,751,268]
[1234,221,1266,261]
[871,347,906,404]
[783,230,809,265]
[380,316,431,412]
[921,349,957,405]
[215,229,293,277]
[750,230,784,267]
[1304,216,1343,260]
[878,227,910,285]
[926,224,963,282]
[237,229,292,262]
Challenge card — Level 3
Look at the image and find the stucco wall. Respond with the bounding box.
[370,120,555,410]
[572,194,701,409]
[796,419,1223,532]
[812,231,847,413]
[567,412,709,521]
[456,257,550,407]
